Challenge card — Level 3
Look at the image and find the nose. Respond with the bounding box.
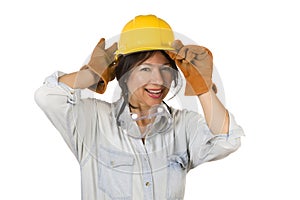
[150,68,164,85]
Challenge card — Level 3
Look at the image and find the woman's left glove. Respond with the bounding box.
[81,38,118,94]
[166,40,213,96]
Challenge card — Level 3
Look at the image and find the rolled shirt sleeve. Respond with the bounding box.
[34,71,98,163]
[186,110,244,169]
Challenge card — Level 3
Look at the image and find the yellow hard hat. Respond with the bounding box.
[116,15,174,55]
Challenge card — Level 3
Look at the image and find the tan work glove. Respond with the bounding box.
[81,38,118,94]
[166,40,214,96]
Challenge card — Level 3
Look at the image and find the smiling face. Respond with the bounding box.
[126,51,173,110]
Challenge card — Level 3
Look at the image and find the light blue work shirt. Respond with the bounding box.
[35,71,244,200]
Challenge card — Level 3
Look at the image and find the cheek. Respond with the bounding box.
[162,73,173,88]
[127,74,148,93]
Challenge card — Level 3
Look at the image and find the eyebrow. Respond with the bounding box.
[141,62,171,66]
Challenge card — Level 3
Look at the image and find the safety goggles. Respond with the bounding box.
[119,103,173,139]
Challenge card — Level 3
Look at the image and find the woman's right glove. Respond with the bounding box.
[81,38,118,94]
[166,40,214,96]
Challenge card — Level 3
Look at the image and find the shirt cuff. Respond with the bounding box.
[44,71,81,105]
[206,112,244,142]
[228,112,245,139]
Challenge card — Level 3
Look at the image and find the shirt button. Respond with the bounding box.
[145,182,150,187]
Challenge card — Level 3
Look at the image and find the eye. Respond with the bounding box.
[139,66,151,72]
[160,66,172,73]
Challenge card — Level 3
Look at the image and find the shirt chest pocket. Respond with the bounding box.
[167,152,189,200]
[97,147,135,200]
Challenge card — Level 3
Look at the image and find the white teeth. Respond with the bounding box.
[147,89,162,94]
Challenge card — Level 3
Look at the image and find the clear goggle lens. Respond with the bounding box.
[121,104,172,139]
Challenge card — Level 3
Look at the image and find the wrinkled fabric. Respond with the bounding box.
[35,71,244,200]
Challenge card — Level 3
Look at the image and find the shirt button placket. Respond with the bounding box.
[134,139,154,200]
[143,169,153,199]
[143,145,154,200]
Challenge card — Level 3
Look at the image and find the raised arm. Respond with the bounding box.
[198,88,229,134]
[167,40,229,134]
[35,38,118,162]
[59,38,118,93]
[59,68,99,89]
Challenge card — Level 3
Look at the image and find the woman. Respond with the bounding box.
[35,15,243,200]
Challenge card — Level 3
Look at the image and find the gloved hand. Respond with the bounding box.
[81,38,118,94]
[166,40,214,96]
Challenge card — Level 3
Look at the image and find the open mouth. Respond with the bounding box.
[145,88,163,98]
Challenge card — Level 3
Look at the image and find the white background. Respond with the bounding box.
[1,0,299,199]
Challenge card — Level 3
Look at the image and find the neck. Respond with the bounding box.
[128,102,152,128]
[128,100,151,113]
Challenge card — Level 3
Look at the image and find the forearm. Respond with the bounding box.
[58,68,99,89]
[198,89,229,134]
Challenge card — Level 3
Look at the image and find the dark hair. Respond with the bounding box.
[115,50,179,98]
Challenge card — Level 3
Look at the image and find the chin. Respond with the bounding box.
[144,97,165,107]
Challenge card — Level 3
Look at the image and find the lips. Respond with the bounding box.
[145,88,163,99]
